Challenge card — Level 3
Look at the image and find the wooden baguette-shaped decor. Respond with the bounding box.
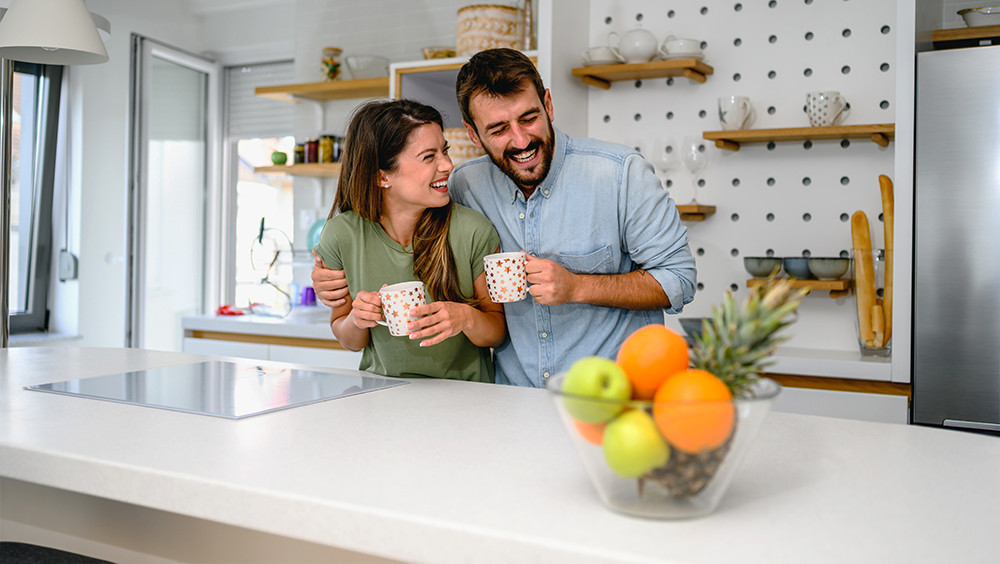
[852,211,876,347]
[872,304,885,348]
[879,175,894,344]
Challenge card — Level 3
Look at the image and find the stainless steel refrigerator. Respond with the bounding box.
[912,44,1000,433]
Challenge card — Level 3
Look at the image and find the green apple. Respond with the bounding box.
[561,356,632,423]
[602,409,670,478]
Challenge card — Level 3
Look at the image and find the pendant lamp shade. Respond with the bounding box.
[0,0,108,65]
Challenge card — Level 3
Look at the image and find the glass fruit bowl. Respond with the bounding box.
[546,371,781,519]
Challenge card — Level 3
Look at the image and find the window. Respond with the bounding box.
[9,62,61,333]
[224,61,297,309]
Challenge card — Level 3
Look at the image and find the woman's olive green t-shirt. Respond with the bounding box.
[315,203,500,383]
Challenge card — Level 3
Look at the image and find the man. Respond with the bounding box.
[313,48,696,387]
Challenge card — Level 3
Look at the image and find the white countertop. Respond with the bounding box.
[184,310,894,382]
[182,306,334,340]
[1,347,998,563]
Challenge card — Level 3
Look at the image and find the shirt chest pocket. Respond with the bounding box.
[557,245,614,274]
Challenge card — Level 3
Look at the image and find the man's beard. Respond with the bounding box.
[482,121,555,190]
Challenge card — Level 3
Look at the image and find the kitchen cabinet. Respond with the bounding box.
[570,59,715,88]
[702,124,896,152]
[931,24,1000,48]
[390,54,538,129]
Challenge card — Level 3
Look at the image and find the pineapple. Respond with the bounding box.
[691,275,807,398]
[643,275,806,497]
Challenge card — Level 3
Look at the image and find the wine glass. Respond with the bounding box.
[681,136,709,204]
[652,137,679,187]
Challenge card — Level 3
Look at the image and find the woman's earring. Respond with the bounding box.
[382,184,390,188]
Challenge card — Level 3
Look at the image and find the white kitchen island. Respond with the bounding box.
[1,347,998,563]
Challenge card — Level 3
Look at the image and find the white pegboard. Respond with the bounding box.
[584,0,897,354]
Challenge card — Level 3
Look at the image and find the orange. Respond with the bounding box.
[572,418,606,446]
[652,369,735,454]
[616,324,689,400]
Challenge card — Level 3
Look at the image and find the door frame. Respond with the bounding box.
[126,34,224,348]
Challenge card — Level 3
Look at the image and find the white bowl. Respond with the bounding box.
[346,55,389,79]
[958,6,1000,27]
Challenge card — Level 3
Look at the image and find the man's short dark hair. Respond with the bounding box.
[456,48,546,132]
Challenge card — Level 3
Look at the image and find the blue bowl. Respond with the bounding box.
[782,257,814,279]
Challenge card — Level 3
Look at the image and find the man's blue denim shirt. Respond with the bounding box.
[450,128,696,388]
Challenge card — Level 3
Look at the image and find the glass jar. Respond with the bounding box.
[305,139,319,163]
[293,143,305,164]
[322,47,342,81]
[319,135,335,163]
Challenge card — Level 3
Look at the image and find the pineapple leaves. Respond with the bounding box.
[691,273,806,398]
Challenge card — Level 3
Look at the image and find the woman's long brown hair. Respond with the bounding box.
[331,99,472,304]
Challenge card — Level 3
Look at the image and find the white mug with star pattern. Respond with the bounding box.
[377,281,426,337]
[805,91,848,127]
[484,252,528,303]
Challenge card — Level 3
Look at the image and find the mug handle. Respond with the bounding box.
[833,95,850,124]
[607,31,620,48]
[658,44,670,58]
[739,99,753,128]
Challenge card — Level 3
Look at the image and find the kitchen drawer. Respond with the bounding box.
[772,386,909,424]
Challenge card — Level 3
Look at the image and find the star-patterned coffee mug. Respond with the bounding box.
[484,252,528,303]
[805,91,848,127]
[377,281,426,337]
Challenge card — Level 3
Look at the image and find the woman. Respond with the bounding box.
[314,99,504,382]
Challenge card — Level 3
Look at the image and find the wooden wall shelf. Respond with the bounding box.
[254,163,341,178]
[255,77,390,103]
[747,278,851,298]
[703,124,895,151]
[675,204,716,221]
[571,59,714,88]
[932,25,1000,47]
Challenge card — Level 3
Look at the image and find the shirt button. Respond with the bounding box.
[543,371,550,379]
[540,331,547,338]
[518,212,525,219]
[543,190,549,196]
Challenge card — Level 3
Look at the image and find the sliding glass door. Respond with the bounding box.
[127,36,222,351]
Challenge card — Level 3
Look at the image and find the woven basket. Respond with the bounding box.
[443,128,486,165]
[456,4,522,56]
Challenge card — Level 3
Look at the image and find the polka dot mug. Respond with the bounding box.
[806,91,848,127]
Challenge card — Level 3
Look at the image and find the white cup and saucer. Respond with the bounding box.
[658,36,704,61]
[581,45,624,66]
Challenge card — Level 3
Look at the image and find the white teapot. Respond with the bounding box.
[608,25,658,64]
